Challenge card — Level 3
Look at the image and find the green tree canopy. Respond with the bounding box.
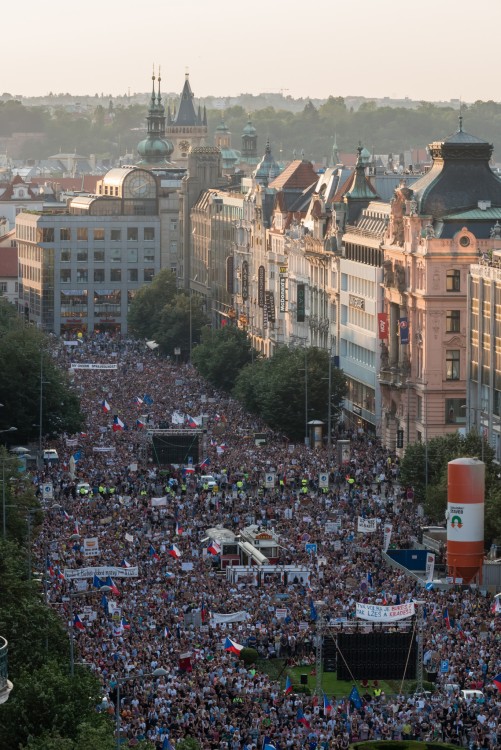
[127,268,178,340]
[192,326,256,392]
[0,306,83,444]
[233,347,347,442]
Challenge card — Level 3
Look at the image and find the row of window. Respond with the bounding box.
[60,248,155,263]
[40,227,156,242]
[60,269,154,283]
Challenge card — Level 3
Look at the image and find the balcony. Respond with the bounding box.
[0,636,13,704]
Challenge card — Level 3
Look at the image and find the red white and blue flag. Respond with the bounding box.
[224,637,243,654]
[323,694,332,712]
[133,396,144,405]
[112,416,125,432]
[208,540,221,556]
[149,544,160,560]
[73,614,86,631]
[168,544,181,559]
[493,673,501,692]
[101,400,111,413]
[285,675,293,694]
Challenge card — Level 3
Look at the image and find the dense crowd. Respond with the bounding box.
[33,334,501,749]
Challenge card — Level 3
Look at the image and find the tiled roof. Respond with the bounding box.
[268,160,317,191]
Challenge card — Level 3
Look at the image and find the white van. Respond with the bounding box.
[43,449,59,465]
[460,689,484,703]
[201,475,217,489]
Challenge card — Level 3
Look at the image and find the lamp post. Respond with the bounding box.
[314,600,325,697]
[304,348,309,446]
[115,667,168,749]
[189,274,198,363]
[69,585,112,677]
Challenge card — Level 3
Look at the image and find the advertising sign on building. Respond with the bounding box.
[378,312,388,339]
[266,291,276,322]
[297,283,305,322]
[241,261,249,301]
[258,266,265,307]
[399,317,409,344]
[279,276,286,313]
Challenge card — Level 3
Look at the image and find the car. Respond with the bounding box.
[200,475,217,489]
[444,683,460,694]
[460,689,484,703]
[43,449,59,464]
[76,482,92,496]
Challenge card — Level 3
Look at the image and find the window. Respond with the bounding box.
[111,229,121,241]
[446,398,466,424]
[60,269,71,283]
[93,228,105,241]
[94,269,105,282]
[144,227,155,241]
[42,228,54,242]
[127,248,138,263]
[143,268,154,282]
[110,269,122,282]
[76,249,88,262]
[127,228,138,242]
[110,248,121,263]
[76,269,88,283]
[144,249,155,262]
[127,269,138,282]
[94,250,105,263]
[446,269,461,292]
[0,282,7,293]
[77,228,88,241]
[446,350,460,380]
[61,249,71,262]
[446,310,460,333]
[60,228,71,241]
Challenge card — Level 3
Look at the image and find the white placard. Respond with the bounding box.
[63,566,138,579]
[356,602,415,621]
[83,537,100,557]
[264,473,275,488]
[318,473,329,488]
[70,363,118,370]
[358,517,377,533]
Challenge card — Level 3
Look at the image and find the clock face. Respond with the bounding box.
[127,173,154,198]
[179,140,190,155]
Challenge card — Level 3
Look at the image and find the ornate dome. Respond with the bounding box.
[137,136,173,163]
[243,119,256,136]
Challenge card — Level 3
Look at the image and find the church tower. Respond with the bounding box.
[137,68,173,167]
[166,73,207,164]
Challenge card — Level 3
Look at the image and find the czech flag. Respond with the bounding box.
[296,708,310,727]
[208,540,221,555]
[168,544,181,559]
[163,626,170,638]
[112,416,125,432]
[149,544,160,560]
[323,694,332,713]
[105,576,120,596]
[493,673,501,692]
[101,400,111,412]
[121,617,130,630]
[165,571,175,579]
[224,637,243,654]
[175,522,184,536]
[285,675,293,694]
[46,556,55,578]
[443,607,451,629]
[121,558,131,569]
[200,457,210,469]
[185,414,198,428]
[133,396,144,405]
[55,567,65,580]
[73,614,86,631]
[136,419,146,429]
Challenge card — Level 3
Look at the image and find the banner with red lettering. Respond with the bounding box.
[378,313,388,339]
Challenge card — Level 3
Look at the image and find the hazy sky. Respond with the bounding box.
[8,0,501,102]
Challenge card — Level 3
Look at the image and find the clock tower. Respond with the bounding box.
[166,73,207,164]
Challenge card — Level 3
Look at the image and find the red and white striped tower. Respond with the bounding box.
[447,457,485,584]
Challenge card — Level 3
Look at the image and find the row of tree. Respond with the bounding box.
[6,96,501,162]
[0,300,83,446]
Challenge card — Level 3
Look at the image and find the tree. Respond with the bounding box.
[127,269,178,340]
[156,293,208,360]
[192,326,256,392]
[234,347,347,441]
[0,316,83,444]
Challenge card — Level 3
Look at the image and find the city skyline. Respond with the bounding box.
[7,0,501,103]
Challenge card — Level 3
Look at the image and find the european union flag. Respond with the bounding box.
[349,685,362,709]
[309,598,318,622]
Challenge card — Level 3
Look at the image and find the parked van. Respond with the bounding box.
[43,449,59,465]
[460,689,484,703]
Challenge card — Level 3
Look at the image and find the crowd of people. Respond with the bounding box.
[33,334,501,749]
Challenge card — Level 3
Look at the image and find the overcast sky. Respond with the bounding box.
[8,0,501,102]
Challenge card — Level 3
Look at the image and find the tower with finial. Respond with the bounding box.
[165,72,208,163]
[136,66,173,166]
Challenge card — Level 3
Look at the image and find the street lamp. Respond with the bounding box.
[69,585,112,676]
[115,667,168,749]
[189,274,198,363]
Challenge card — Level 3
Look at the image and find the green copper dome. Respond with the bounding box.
[137,136,173,163]
[243,119,256,136]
